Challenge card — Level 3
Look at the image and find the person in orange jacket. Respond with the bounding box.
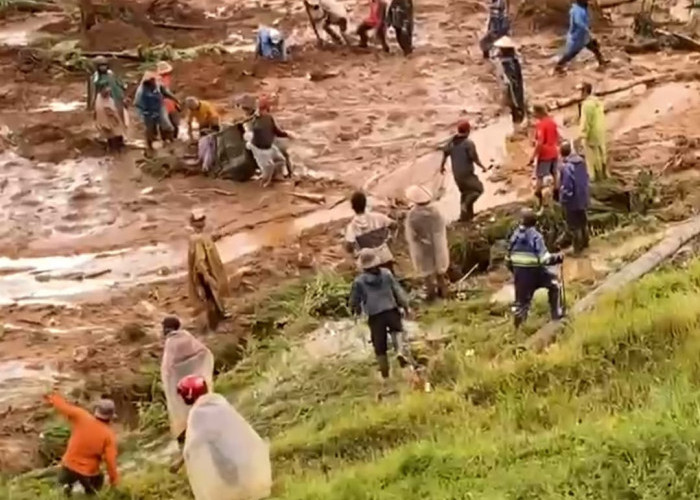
[157,61,180,141]
[45,393,119,497]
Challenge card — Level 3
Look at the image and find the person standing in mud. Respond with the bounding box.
[558,141,590,254]
[350,248,411,382]
[579,82,607,180]
[554,0,605,73]
[506,208,564,329]
[94,82,126,153]
[404,185,450,300]
[345,190,396,274]
[494,36,525,126]
[257,95,294,177]
[305,0,351,45]
[135,71,179,156]
[386,0,414,56]
[479,0,510,60]
[44,393,119,497]
[187,209,231,331]
[440,120,488,222]
[256,26,288,61]
[157,61,180,141]
[528,104,560,212]
[357,0,390,52]
[88,56,127,126]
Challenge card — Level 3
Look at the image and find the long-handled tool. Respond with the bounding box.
[559,259,567,318]
[302,0,324,47]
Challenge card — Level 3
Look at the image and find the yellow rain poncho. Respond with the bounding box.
[161,329,214,439]
[187,233,230,315]
[580,95,607,180]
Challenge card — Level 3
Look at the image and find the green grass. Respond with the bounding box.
[7,246,700,499]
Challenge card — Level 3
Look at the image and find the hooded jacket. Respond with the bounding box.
[349,268,408,317]
[559,153,590,211]
[405,203,449,277]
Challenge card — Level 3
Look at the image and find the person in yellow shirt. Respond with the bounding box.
[185,97,221,139]
[579,82,607,180]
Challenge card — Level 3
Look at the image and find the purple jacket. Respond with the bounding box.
[559,153,590,211]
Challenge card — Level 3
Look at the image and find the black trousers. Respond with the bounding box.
[456,175,484,222]
[565,209,590,253]
[357,22,389,52]
[513,267,562,327]
[59,466,104,497]
[368,308,403,357]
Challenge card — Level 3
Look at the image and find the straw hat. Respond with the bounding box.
[156,61,173,75]
[358,248,382,270]
[190,208,206,223]
[405,185,432,205]
[493,36,518,49]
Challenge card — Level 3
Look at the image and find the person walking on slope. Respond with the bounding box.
[345,190,397,274]
[404,185,450,300]
[386,0,414,55]
[157,61,180,141]
[305,0,350,45]
[135,71,179,156]
[440,120,488,222]
[558,141,590,254]
[506,209,564,329]
[528,104,560,212]
[258,95,294,178]
[494,36,526,126]
[93,82,126,153]
[88,56,127,126]
[45,393,119,497]
[187,209,230,331]
[579,82,607,180]
[175,375,272,500]
[480,0,510,60]
[357,0,390,52]
[350,248,411,380]
[555,0,605,73]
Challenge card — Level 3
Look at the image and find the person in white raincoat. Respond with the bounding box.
[176,375,272,500]
[160,316,214,446]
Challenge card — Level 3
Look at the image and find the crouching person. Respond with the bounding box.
[176,375,272,500]
[350,248,411,381]
[506,208,564,329]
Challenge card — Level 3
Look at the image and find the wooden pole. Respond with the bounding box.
[302,0,324,47]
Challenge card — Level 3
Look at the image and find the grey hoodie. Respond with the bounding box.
[349,268,409,317]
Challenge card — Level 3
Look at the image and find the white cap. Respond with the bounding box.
[269,28,282,44]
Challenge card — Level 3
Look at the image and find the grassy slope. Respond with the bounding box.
[5,254,700,499]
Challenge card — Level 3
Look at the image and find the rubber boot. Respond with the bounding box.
[376,354,390,379]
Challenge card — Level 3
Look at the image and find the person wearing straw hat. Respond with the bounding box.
[157,61,180,140]
[479,0,510,60]
[185,97,221,140]
[350,247,411,380]
[135,70,179,155]
[440,119,488,222]
[404,185,450,300]
[45,393,119,496]
[187,209,230,331]
[494,36,525,126]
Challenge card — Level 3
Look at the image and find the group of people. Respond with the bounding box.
[257,0,415,59]
[47,315,271,499]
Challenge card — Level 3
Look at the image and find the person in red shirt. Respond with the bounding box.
[45,393,119,497]
[528,104,560,210]
[356,0,389,52]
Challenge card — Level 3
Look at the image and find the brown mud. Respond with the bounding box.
[1,0,700,474]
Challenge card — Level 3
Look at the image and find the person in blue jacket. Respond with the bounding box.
[256,26,288,61]
[555,0,605,73]
[506,209,564,328]
[479,0,510,60]
[559,141,590,254]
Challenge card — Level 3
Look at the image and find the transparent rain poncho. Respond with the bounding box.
[161,330,214,438]
[183,393,272,500]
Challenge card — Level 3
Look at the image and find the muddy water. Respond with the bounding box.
[0,14,63,46]
[0,360,63,412]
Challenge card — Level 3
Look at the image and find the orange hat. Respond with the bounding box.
[457,120,471,134]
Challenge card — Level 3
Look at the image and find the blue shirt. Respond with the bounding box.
[256,28,287,61]
[135,84,164,121]
[568,3,590,48]
[559,154,590,211]
[507,226,551,268]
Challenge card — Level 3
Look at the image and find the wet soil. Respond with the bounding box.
[1,0,700,474]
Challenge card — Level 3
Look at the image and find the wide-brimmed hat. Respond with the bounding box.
[494,36,518,49]
[94,398,116,421]
[156,61,173,75]
[190,208,206,223]
[358,248,382,270]
[405,185,432,205]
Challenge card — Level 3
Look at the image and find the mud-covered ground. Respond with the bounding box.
[1,0,699,473]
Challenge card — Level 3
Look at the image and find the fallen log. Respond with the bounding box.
[0,0,62,13]
[547,74,662,111]
[290,191,326,204]
[655,28,700,51]
[151,21,207,30]
[598,0,638,8]
[526,214,700,352]
[81,50,142,61]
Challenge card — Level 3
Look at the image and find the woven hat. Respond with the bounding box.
[94,398,116,421]
[156,61,173,75]
[405,185,432,205]
[190,208,206,223]
[358,248,382,270]
[493,36,518,49]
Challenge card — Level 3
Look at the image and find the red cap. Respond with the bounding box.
[177,375,208,405]
[457,120,471,134]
